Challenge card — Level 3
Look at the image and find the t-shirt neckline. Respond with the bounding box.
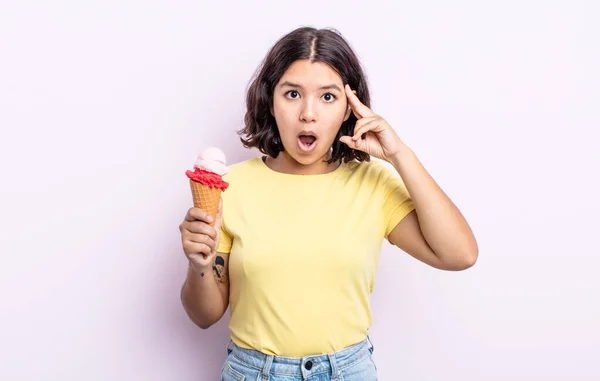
[258,155,346,178]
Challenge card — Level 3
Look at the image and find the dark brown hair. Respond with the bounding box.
[238,27,371,164]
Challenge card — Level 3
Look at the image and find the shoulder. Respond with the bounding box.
[345,158,396,183]
[220,156,266,199]
[222,156,262,181]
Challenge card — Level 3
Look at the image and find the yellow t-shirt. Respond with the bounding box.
[217,156,414,356]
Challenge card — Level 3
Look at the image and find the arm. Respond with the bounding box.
[181,252,230,329]
[339,84,477,271]
[388,145,478,271]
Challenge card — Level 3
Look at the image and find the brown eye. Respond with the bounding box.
[322,93,336,103]
[286,90,300,99]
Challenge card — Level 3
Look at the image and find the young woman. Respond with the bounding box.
[179,26,478,381]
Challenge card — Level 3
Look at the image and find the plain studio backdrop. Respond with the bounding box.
[1,0,598,380]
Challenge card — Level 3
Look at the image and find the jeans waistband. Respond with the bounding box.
[226,336,374,378]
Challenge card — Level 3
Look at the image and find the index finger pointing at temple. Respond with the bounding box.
[345,84,375,118]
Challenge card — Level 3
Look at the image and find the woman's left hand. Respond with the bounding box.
[339,84,406,162]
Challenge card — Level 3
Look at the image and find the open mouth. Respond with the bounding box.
[298,134,317,151]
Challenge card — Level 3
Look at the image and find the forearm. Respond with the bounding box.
[389,145,478,265]
[180,264,227,329]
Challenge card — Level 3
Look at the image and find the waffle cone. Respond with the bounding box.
[189,180,221,227]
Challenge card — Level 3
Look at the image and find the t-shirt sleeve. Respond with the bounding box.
[217,217,233,253]
[380,164,415,240]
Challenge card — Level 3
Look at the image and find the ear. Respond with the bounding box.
[343,90,357,121]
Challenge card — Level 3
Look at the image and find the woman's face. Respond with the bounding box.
[271,59,352,166]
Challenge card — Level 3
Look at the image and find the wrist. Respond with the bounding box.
[188,260,212,276]
[387,143,414,168]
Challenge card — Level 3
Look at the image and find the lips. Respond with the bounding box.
[297,131,318,152]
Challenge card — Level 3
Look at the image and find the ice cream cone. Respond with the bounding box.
[189,179,221,227]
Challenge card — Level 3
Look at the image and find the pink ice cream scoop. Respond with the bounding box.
[194,147,228,176]
[185,147,229,191]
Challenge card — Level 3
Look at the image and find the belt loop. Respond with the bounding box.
[226,340,234,355]
[328,353,340,380]
[366,335,374,354]
[260,355,274,380]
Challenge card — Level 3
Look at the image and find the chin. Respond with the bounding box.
[295,157,320,166]
[284,146,328,166]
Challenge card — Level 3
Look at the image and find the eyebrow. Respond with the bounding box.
[279,81,342,92]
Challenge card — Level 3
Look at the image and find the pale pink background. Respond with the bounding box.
[1,0,599,380]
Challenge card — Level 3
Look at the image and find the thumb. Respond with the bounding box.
[339,136,366,152]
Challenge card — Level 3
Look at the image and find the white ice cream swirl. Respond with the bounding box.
[194,147,228,176]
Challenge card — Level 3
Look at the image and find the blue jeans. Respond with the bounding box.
[220,336,378,380]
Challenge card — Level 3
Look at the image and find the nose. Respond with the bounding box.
[299,98,318,123]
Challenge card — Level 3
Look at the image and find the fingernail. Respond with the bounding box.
[207,215,214,222]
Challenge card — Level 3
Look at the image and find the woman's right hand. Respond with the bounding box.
[179,199,222,271]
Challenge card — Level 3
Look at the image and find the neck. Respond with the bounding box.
[265,151,339,175]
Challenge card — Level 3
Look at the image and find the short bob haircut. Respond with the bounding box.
[238,27,371,164]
